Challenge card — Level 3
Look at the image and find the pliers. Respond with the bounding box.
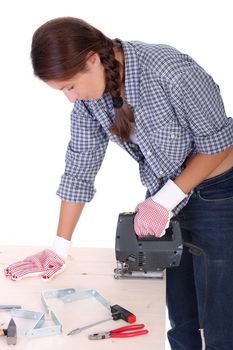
[88,323,149,340]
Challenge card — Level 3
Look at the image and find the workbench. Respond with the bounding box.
[0,246,165,350]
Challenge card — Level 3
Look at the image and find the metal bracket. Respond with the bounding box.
[11,288,76,338]
[0,305,22,311]
[62,289,111,310]
[11,308,62,338]
[41,288,76,313]
[10,288,111,338]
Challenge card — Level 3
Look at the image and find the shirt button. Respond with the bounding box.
[147,150,152,156]
[170,133,176,139]
[159,171,163,176]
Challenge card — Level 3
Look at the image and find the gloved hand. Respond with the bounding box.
[134,180,187,237]
[4,236,71,281]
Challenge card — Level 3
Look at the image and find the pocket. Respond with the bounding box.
[197,176,233,201]
[153,120,192,164]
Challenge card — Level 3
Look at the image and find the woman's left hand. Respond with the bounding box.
[134,198,171,237]
[134,179,187,237]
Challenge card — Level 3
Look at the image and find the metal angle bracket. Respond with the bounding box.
[61,289,111,310]
[10,288,110,338]
[11,308,62,338]
[11,288,76,339]
[41,288,76,313]
[0,305,22,311]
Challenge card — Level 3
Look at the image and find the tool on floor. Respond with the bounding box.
[67,304,136,336]
[0,318,17,345]
[114,212,183,279]
[88,323,149,340]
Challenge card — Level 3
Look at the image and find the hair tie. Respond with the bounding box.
[112,96,123,109]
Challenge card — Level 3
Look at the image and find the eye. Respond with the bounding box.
[67,86,74,91]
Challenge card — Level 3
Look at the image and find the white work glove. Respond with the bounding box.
[134,180,187,237]
[4,236,71,281]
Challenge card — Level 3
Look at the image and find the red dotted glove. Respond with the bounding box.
[134,180,187,237]
[4,236,71,281]
[134,198,170,237]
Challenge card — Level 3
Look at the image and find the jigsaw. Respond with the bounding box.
[114,212,183,279]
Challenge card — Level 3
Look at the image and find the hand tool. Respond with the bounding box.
[67,304,136,336]
[114,212,183,279]
[0,318,17,345]
[67,317,113,336]
[88,323,149,340]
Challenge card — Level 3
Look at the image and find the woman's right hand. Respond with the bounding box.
[4,236,71,281]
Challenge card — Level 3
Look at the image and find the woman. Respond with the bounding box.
[4,17,233,349]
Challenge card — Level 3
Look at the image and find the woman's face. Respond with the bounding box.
[46,53,106,103]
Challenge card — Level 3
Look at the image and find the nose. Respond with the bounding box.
[63,90,79,103]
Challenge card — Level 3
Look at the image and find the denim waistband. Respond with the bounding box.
[195,167,233,190]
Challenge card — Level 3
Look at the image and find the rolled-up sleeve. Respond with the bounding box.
[57,101,109,202]
[171,66,233,154]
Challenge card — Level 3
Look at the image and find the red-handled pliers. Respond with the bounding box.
[88,324,149,340]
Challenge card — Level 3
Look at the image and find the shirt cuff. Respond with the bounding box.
[194,118,233,154]
[57,174,95,202]
[52,236,71,261]
[152,179,187,211]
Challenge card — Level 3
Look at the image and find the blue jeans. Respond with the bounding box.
[166,167,233,350]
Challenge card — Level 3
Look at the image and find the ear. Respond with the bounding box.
[86,52,100,66]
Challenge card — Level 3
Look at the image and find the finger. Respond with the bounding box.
[10,265,46,281]
[4,250,46,275]
[9,261,36,277]
[4,261,35,276]
[5,260,29,272]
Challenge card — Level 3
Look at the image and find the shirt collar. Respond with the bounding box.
[121,40,140,109]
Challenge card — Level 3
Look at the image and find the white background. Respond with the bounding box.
[0,2,232,349]
[0,0,232,249]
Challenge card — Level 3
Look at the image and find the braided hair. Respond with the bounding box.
[31,17,133,143]
[99,38,133,142]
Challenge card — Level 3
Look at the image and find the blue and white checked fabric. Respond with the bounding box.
[57,41,233,215]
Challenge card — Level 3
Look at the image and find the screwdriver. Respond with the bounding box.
[67,304,136,336]
[67,317,112,335]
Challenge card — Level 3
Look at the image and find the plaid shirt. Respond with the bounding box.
[57,41,233,214]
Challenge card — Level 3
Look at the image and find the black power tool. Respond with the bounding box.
[114,212,183,279]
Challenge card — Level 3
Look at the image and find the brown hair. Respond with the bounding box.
[31,17,133,142]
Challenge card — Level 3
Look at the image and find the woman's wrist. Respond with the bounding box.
[152,179,187,211]
[52,235,71,261]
